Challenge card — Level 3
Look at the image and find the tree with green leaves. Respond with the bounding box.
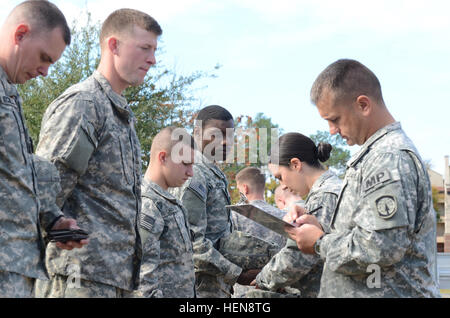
[18,13,217,167]
[220,112,282,203]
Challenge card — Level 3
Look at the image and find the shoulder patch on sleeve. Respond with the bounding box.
[363,169,392,193]
[187,179,207,201]
[140,213,156,232]
[375,195,397,219]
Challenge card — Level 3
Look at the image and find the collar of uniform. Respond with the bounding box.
[93,70,131,120]
[143,179,179,204]
[249,199,266,205]
[347,122,402,167]
[195,150,227,181]
[305,169,336,202]
[0,65,19,98]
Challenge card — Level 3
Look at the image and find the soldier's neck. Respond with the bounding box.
[97,60,128,95]
[144,167,169,191]
[247,193,265,202]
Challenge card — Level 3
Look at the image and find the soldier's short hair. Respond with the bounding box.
[100,8,162,46]
[310,59,384,106]
[150,126,196,160]
[9,0,71,45]
[236,167,266,193]
[194,105,233,129]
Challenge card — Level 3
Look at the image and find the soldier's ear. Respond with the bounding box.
[158,151,167,164]
[289,158,302,172]
[14,24,29,44]
[243,184,250,195]
[107,36,119,55]
[355,95,372,117]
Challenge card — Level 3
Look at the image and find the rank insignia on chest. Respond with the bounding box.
[375,195,397,219]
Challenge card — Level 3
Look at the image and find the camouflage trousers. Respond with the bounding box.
[0,270,35,298]
[34,274,137,298]
[196,273,232,298]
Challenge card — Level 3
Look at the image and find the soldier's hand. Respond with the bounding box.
[250,280,261,289]
[283,204,307,224]
[295,214,322,229]
[285,220,324,254]
[51,217,89,250]
[237,269,261,285]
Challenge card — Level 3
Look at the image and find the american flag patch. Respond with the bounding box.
[140,214,155,232]
[188,180,207,201]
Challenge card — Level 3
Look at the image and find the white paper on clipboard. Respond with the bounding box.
[227,203,297,239]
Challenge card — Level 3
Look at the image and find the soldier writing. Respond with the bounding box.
[285,59,441,297]
[250,133,341,298]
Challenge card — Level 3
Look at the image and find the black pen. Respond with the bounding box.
[307,206,323,215]
[288,206,323,227]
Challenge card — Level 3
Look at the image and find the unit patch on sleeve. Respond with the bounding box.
[375,195,397,219]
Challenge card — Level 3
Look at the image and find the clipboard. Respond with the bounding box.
[227,203,297,239]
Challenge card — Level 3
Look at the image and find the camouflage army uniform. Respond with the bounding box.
[254,170,342,298]
[317,122,440,297]
[231,200,287,297]
[173,154,242,298]
[0,66,63,297]
[33,155,64,236]
[34,71,142,297]
[137,180,195,298]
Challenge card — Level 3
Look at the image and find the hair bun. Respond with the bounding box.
[317,142,332,162]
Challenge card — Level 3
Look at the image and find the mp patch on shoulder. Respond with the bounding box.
[375,195,397,219]
[363,169,391,193]
[188,179,207,201]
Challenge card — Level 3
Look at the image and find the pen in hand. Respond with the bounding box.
[289,206,323,227]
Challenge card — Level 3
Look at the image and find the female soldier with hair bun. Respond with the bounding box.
[248,132,342,298]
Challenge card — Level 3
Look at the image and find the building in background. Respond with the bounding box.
[428,156,450,253]
[444,156,450,253]
[429,167,446,252]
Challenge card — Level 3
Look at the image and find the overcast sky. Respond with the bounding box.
[2,0,449,175]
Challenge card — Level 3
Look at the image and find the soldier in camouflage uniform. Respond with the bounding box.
[0,1,86,297]
[34,9,162,298]
[137,127,196,298]
[33,155,64,238]
[232,167,287,248]
[174,105,257,298]
[286,59,440,297]
[248,133,341,298]
[231,167,286,297]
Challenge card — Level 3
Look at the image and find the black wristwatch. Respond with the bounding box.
[314,234,325,256]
